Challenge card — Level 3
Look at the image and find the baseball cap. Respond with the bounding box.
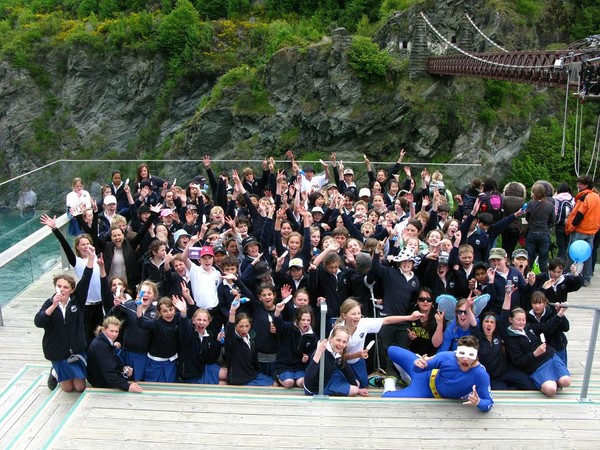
[200,246,214,257]
[160,208,174,217]
[104,195,117,205]
[489,248,507,260]
[512,249,529,260]
[343,168,354,176]
[213,245,227,255]
[289,258,304,269]
[359,188,371,198]
[311,206,324,214]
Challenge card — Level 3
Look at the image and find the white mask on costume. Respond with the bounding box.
[455,346,478,360]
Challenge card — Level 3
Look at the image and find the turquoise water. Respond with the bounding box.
[0,210,67,307]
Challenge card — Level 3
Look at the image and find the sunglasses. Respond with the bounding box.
[456,309,468,316]
[417,297,433,303]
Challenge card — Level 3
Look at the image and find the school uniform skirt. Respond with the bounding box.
[530,354,570,389]
[52,357,86,382]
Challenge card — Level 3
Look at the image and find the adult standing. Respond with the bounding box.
[553,182,575,260]
[501,181,527,257]
[565,175,600,286]
[525,182,555,272]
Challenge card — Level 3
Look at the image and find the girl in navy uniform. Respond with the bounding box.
[176,306,228,385]
[107,280,158,381]
[304,327,367,397]
[137,296,181,382]
[34,249,95,393]
[247,284,280,377]
[273,303,318,388]
[504,304,571,397]
[472,286,536,390]
[87,316,143,392]
[225,299,275,386]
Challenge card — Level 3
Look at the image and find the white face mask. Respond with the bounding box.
[455,346,478,360]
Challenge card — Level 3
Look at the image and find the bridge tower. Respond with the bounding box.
[409,14,428,80]
[456,14,475,53]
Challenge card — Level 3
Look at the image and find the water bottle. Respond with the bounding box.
[136,290,145,305]
[239,297,249,304]
[220,325,225,344]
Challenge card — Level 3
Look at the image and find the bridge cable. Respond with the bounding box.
[464,14,508,52]
[573,98,584,176]
[421,12,556,69]
[561,69,571,157]
[588,114,600,179]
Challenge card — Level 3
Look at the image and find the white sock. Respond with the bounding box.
[383,377,397,393]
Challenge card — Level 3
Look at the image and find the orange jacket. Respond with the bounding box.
[565,188,600,235]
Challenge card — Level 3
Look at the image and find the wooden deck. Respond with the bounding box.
[1,264,600,449]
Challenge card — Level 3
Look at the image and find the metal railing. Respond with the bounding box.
[564,303,600,402]
[0,214,70,326]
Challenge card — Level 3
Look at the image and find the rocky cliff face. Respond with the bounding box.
[0,4,552,186]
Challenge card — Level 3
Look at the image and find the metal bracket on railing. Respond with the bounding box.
[315,301,329,399]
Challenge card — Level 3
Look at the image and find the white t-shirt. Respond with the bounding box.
[74,256,102,302]
[66,190,92,210]
[300,173,328,193]
[341,318,383,364]
[189,265,221,309]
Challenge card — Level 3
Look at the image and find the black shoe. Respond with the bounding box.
[47,371,58,391]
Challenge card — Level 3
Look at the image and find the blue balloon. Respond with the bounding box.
[569,240,592,263]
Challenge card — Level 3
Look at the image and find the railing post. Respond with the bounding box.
[316,302,328,399]
[579,309,600,402]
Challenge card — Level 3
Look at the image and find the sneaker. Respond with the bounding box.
[47,369,58,391]
[368,375,385,388]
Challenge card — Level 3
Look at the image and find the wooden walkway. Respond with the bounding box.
[1,264,600,449]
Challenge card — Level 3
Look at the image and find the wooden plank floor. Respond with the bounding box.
[1,263,600,449]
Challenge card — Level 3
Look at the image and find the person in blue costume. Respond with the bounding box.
[382,335,494,412]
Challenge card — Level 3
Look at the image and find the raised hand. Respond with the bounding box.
[40,214,57,229]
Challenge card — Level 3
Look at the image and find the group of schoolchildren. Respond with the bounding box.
[35,151,595,409]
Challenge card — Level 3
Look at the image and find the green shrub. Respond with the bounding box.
[348,35,390,80]
[157,0,201,56]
